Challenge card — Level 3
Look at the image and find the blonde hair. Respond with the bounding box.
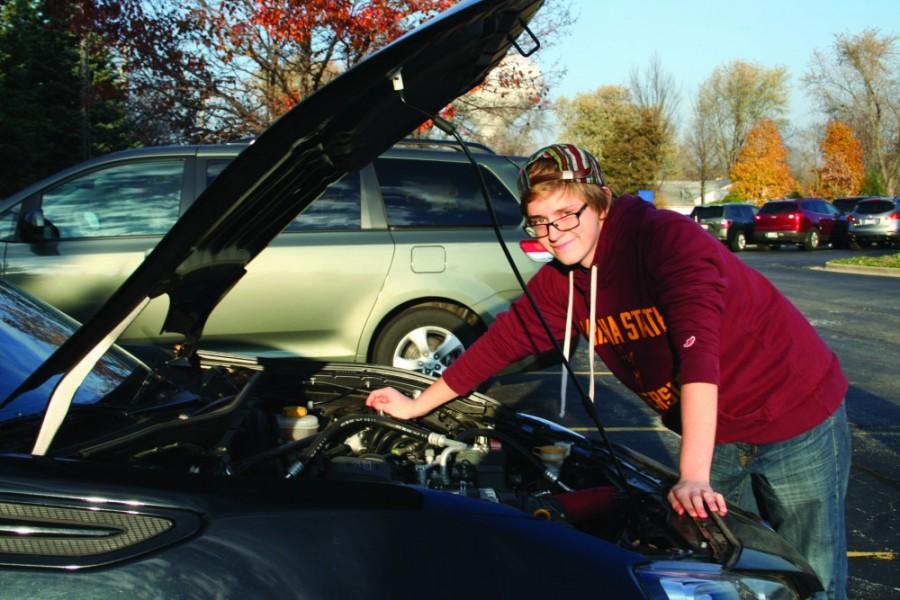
[520,157,613,216]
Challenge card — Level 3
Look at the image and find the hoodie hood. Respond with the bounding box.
[7,0,544,405]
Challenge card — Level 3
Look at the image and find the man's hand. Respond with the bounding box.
[366,378,458,420]
[673,383,725,519]
[365,387,426,420]
[667,479,727,519]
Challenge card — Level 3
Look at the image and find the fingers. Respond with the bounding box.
[365,387,414,420]
[690,492,709,519]
[667,489,685,516]
[365,388,392,408]
[668,483,728,519]
[708,491,728,516]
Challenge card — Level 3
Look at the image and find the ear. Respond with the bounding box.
[601,185,613,202]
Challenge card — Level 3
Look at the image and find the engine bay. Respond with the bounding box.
[40,359,721,562]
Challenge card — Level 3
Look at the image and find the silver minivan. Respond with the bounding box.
[0,142,540,375]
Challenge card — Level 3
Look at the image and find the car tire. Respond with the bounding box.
[373,306,482,377]
[729,230,747,252]
[801,229,819,251]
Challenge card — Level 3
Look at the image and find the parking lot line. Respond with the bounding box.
[571,426,669,432]
[532,370,614,376]
[847,551,897,560]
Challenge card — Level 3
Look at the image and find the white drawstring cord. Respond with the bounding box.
[559,271,574,418]
[589,264,597,403]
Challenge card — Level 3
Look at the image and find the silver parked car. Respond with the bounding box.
[848,197,900,248]
[0,142,540,375]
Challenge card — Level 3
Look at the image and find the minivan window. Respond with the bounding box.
[40,160,184,238]
[206,159,231,187]
[375,159,521,227]
[205,160,362,231]
[855,200,894,214]
[759,202,797,215]
[287,172,362,231]
[0,205,17,240]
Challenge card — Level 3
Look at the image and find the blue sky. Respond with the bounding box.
[535,0,899,141]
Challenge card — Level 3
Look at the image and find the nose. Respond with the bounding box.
[547,224,564,243]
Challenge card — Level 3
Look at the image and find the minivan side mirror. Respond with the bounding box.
[18,208,60,243]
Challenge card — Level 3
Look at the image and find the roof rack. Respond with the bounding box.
[223,137,256,145]
[394,138,496,154]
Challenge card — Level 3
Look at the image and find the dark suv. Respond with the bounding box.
[0,140,540,374]
[690,203,756,252]
[753,198,840,250]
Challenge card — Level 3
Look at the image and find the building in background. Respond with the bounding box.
[657,179,731,214]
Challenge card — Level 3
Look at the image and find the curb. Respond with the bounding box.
[820,262,900,278]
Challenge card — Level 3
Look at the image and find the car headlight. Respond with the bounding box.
[635,561,800,599]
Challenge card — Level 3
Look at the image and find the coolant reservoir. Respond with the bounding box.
[277,406,319,441]
[532,442,571,476]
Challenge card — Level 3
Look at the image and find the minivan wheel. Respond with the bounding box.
[373,307,482,377]
[729,231,747,252]
[801,229,819,251]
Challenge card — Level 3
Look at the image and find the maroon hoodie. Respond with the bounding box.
[443,195,847,444]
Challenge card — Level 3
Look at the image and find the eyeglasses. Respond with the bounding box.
[523,204,589,238]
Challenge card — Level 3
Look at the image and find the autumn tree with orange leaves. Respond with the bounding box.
[198,2,440,137]
[814,119,864,199]
[191,0,455,137]
[3,0,569,188]
[729,119,797,204]
[192,0,569,148]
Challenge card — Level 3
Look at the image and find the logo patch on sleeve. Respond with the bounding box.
[683,335,696,348]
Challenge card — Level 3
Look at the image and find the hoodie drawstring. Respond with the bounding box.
[559,271,574,417]
[588,264,597,403]
[559,265,598,418]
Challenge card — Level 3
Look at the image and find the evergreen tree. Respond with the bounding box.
[859,169,887,196]
[81,30,132,156]
[0,0,132,198]
[0,0,80,196]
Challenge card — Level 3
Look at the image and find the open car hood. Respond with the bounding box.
[9,0,542,402]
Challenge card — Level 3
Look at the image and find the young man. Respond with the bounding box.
[367,144,851,599]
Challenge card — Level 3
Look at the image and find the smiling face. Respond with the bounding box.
[525,187,607,268]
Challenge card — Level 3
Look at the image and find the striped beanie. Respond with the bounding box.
[518,143,605,195]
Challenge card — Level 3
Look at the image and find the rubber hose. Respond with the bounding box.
[302,414,433,461]
[454,428,568,491]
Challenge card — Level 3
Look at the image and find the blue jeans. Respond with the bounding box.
[710,402,851,600]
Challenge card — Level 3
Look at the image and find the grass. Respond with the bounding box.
[829,252,900,269]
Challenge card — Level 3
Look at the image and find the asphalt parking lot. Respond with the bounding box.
[479,245,900,599]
